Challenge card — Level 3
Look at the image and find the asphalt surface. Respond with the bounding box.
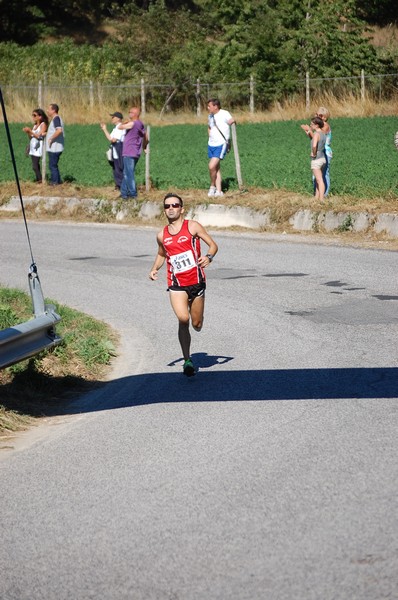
[0,220,397,600]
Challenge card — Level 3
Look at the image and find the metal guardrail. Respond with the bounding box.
[0,311,61,369]
[0,267,62,370]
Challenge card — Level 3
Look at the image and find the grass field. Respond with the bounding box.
[0,286,117,436]
[1,116,398,199]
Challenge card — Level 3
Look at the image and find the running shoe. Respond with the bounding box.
[208,186,216,197]
[183,358,195,377]
[214,190,224,197]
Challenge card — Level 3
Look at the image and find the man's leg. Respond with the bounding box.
[190,295,205,332]
[55,152,62,183]
[121,156,138,198]
[114,156,124,189]
[120,157,129,198]
[129,157,138,197]
[214,166,222,194]
[48,152,61,184]
[169,291,191,360]
[208,157,220,190]
[120,156,129,198]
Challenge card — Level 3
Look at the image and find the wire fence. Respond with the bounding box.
[1,71,398,116]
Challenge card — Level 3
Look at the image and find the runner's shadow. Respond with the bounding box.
[167,352,234,370]
[62,366,398,416]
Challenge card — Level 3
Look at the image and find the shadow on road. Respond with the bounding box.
[65,364,398,415]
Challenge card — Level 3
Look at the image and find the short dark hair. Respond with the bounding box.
[163,192,183,207]
[207,98,221,109]
[311,116,324,128]
[50,103,59,113]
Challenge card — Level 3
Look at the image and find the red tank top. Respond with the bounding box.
[163,220,205,287]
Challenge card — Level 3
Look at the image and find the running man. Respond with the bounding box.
[149,193,218,376]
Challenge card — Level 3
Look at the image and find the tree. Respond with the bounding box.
[113,0,210,81]
[274,0,381,77]
[355,0,397,25]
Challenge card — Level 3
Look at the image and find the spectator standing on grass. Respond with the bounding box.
[46,103,64,185]
[308,116,327,201]
[23,108,48,183]
[100,112,125,190]
[149,193,218,377]
[301,106,332,196]
[118,106,147,199]
[207,98,235,197]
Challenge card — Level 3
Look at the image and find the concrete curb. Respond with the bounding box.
[2,195,398,238]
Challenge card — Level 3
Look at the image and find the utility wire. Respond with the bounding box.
[0,87,36,267]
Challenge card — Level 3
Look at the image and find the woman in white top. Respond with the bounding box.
[23,108,48,183]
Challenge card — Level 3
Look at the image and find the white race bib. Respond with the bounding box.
[170,250,195,273]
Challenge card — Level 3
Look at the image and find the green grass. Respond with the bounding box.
[0,286,117,436]
[1,116,398,197]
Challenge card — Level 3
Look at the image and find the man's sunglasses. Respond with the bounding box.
[164,203,181,209]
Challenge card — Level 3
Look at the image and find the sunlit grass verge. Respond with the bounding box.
[0,286,117,437]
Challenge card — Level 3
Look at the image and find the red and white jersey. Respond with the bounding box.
[162,220,205,287]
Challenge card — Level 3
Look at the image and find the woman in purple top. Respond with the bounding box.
[118,106,148,199]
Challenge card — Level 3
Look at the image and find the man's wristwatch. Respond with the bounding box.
[206,254,214,262]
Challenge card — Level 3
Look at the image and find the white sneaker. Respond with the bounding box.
[214,190,224,197]
[208,186,216,197]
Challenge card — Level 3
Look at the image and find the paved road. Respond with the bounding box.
[0,221,397,600]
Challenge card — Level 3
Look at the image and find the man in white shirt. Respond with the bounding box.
[207,98,235,197]
[46,103,65,185]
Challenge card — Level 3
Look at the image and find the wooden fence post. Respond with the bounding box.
[41,134,47,186]
[38,80,42,107]
[196,78,201,118]
[43,72,47,107]
[361,69,365,102]
[231,122,243,189]
[306,71,310,111]
[89,80,94,107]
[97,81,102,105]
[141,78,146,116]
[250,75,255,114]
[145,125,150,192]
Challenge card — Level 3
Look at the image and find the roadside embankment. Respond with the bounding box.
[2,194,398,240]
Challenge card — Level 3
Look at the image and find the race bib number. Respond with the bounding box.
[170,250,195,273]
